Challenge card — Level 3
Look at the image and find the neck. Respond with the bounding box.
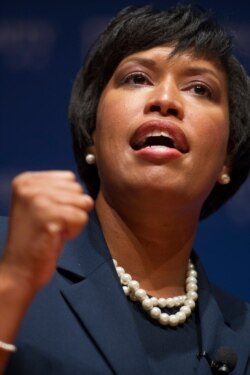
[95,191,200,298]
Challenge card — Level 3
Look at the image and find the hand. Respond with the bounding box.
[1,171,93,292]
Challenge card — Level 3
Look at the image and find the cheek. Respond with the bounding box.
[200,125,228,152]
[94,95,129,161]
[96,94,125,136]
[189,109,229,158]
[95,91,143,141]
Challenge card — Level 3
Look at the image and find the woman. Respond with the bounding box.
[0,4,250,374]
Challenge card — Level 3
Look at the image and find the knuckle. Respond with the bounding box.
[32,195,51,211]
[67,171,76,179]
[12,172,33,194]
[71,181,84,193]
[12,174,25,190]
[69,209,88,228]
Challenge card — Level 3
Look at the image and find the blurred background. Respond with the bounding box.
[1,0,250,301]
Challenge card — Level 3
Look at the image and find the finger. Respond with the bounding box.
[13,172,83,191]
[13,183,85,199]
[18,171,77,181]
[11,180,86,205]
[44,206,90,240]
[50,193,93,211]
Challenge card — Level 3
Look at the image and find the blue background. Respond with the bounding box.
[1,0,250,302]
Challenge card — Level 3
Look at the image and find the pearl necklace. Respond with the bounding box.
[113,258,198,327]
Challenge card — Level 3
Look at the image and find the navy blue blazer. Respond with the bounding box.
[0,213,250,374]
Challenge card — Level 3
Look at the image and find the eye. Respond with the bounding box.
[189,83,213,99]
[122,72,152,86]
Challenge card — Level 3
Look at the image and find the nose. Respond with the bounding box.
[144,80,184,119]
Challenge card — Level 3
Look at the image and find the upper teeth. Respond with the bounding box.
[145,131,173,139]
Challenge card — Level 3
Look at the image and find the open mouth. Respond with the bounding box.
[130,124,189,154]
[132,131,177,151]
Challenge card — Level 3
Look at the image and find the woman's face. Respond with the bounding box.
[92,46,229,212]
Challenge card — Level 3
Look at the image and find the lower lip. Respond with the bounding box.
[133,146,183,161]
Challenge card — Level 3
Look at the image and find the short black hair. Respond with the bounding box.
[69,4,250,219]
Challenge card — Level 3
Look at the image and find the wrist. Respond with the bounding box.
[0,259,39,300]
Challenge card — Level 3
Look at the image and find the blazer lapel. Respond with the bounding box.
[57,212,151,375]
[194,255,250,375]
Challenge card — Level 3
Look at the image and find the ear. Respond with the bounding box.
[86,130,97,154]
[217,164,231,185]
[86,144,96,155]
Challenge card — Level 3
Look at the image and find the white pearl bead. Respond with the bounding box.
[159,313,169,325]
[122,286,129,295]
[186,276,197,284]
[121,273,132,284]
[165,298,175,308]
[175,311,186,324]
[158,298,167,308]
[116,266,125,276]
[129,292,137,301]
[150,297,158,306]
[187,291,198,301]
[142,298,154,311]
[186,282,198,292]
[188,270,197,278]
[135,288,147,301]
[169,314,179,326]
[113,259,118,267]
[188,262,194,270]
[128,280,139,291]
[185,298,195,310]
[173,296,182,306]
[150,307,161,319]
[180,305,191,316]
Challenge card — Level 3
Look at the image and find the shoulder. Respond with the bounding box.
[193,251,250,332]
[211,283,250,331]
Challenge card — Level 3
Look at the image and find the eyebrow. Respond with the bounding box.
[123,58,220,77]
[123,57,156,69]
[183,67,222,81]
[122,56,224,85]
